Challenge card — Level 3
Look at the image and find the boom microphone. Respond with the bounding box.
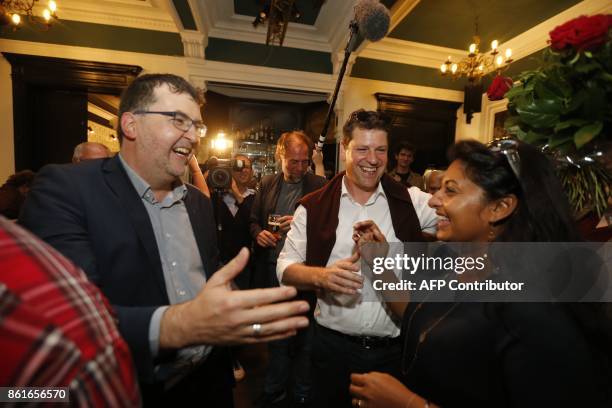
[316,0,390,151]
[354,0,391,43]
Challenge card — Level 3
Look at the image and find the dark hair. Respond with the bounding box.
[395,141,415,155]
[455,140,612,396]
[449,140,580,242]
[4,170,36,188]
[276,130,313,160]
[117,74,202,143]
[342,109,391,146]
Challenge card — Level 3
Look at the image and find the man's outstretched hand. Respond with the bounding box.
[160,248,310,349]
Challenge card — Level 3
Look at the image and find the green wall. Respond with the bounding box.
[206,38,332,74]
[0,19,183,56]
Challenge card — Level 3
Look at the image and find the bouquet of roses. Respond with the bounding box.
[503,14,611,216]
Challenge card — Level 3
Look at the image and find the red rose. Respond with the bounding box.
[549,14,612,52]
[487,75,513,101]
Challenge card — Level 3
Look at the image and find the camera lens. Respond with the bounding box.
[209,168,231,189]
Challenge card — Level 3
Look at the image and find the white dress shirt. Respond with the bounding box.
[407,186,437,235]
[222,188,256,216]
[277,176,437,337]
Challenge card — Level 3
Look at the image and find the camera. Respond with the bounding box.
[203,156,245,191]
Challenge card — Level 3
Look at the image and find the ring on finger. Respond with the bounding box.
[252,323,262,337]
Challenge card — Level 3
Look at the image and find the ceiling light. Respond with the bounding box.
[0,0,60,29]
[440,17,512,83]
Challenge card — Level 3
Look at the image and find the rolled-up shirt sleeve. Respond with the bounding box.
[408,187,438,235]
[276,205,308,284]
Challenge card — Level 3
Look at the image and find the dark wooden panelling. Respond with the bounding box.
[34,87,87,166]
[4,53,142,94]
[376,93,462,173]
[3,53,141,171]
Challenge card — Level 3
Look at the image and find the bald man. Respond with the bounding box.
[424,169,444,195]
[72,142,111,163]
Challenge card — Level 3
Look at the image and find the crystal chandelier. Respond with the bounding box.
[0,0,59,28]
[440,19,513,83]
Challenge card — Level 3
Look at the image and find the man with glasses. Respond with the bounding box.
[250,130,326,407]
[277,109,437,407]
[20,74,310,405]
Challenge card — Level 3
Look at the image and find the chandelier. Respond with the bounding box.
[0,0,59,28]
[440,18,513,123]
[252,0,300,46]
[440,19,513,83]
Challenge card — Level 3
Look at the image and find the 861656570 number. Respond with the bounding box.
[1,387,69,402]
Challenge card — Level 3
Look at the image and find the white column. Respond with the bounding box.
[180,31,207,59]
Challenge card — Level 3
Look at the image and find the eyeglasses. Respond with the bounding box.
[133,111,207,138]
[487,138,521,180]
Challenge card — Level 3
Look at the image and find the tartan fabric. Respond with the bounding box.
[0,216,140,407]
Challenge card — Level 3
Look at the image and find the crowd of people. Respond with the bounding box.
[0,72,610,407]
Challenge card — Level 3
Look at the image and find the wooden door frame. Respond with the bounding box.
[2,52,141,170]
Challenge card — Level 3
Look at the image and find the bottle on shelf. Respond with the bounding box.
[267,126,274,143]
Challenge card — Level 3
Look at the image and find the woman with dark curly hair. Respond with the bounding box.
[349,140,609,408]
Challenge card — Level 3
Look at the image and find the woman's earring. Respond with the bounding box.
[488,225,496,241]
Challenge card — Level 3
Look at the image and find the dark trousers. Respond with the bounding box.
[312,322,402,408]
[140,347,234,407]
[264,323,313,400]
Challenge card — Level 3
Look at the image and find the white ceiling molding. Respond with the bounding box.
[332,51,358,76]
[348,77,464,103]
[186,0,206,33]
[208,15,330,52]
[333,0,422,66]
[165,0,190,32]
[206,82,328,103]
[0,38,190,76]
[388,0,421,33]
[359,0,612,68]
[316,0,358,55]
[52,0,178,32]
[187,58,335,95]
[360,38,466,68]
[502,0,612,62]
[191,0,216,35]
[188,0,353,52]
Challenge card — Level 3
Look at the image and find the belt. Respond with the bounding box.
[316,323,400,350]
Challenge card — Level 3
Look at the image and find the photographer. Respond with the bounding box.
[189,154,255,290]
[189,154,256,382]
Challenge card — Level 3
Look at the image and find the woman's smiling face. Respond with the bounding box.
[428,160,496,242]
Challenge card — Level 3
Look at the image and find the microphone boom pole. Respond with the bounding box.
[316,21,360,151]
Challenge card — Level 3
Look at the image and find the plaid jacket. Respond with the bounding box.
[0,216,140,407]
